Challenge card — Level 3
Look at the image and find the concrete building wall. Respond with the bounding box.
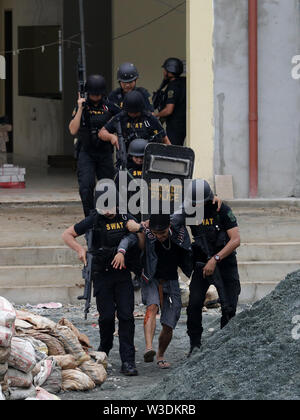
[187,0,214,183]
[213,0,300,198]
[0,0,63,161]
[112,0,186,96]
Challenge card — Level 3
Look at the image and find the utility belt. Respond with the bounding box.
[91,247,116,272]
[91,246,142,276]
[78,128,112,154]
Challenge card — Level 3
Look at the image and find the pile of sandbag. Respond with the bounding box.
[0,297,108,400]
[0,297,16,397]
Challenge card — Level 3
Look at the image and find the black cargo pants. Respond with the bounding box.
[77,150,115,217]
[95,268,135,364]
[187,256,241,346]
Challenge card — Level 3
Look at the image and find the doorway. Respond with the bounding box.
[5,10,13,153]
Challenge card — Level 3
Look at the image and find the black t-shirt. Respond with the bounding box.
[105,111,166,148]
[154,237,181,280]
[108,87,154,112]
[71,98,121,153]
[165,77,186,124]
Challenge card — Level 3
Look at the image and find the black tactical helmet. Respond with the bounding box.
[162,58,184,76]
[185,179,214,207]
[117,62,139,83]
[123,91,145,113]
[85,75,106,95]
[149,214,171,232]
[128,139,148,157]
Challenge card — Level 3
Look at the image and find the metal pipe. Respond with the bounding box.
[248,0,258,198]
[79,0,87,82]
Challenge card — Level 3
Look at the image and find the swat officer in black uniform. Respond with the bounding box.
[62,181,139,376]
[115,139,148,291]
[182,180,241,356]
[109,62,154,112]
[99,91,171,158]
[69,75,120,217]
[154,58,186,146]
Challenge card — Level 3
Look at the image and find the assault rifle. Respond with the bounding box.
[116,119,127,171]
[152,79,169,112]
[78,230,93,320]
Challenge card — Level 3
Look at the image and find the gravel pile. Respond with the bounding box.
[139,270,300,400]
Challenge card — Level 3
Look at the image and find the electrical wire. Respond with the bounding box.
[113,1,185,41]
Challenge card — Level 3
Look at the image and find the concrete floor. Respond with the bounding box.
[0,154,80,204]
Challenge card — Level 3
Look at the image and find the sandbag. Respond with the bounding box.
[8,337,36,373]
[35,387,60,400]
[33,358,62,394]
[31,362,42,378]
[0,297,16,329]
[7,368,32,388]
[80,361,107,386]
[62,369,95,392]
[51,355,78,370]
[16,310,56,330]
[0,384,5,400]
[58,318,90,349]
[23,337,48,361]
[89,351,108,370]
[204,285,220,308]
[0,325,14,348]
[0,362,8,380]
[15,319,33,330]
[53,326,90,365]
[0,347,10,364]
[9,384,37,401]
[25,331,65,356]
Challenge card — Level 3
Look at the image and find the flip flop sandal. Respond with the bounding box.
[157,360,170,369]
[144,350,156,363]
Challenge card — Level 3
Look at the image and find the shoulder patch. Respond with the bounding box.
[227,210,237,223]
[168,90,174,99]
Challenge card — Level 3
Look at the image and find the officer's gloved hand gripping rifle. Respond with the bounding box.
[74,48,86,160]
[78,229,93,320]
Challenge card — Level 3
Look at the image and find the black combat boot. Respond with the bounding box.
[120,362,138,376]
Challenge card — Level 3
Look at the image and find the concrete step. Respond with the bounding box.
[0,246,79,266]
[0,264,82,288]
[238,261,300,283]
[237,216,300,243]
[0,264,84,305]
[238,242,300,262]
[239,282,279,304]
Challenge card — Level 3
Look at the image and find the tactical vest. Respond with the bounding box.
[92,213,129,250]
[79,101,113,152]
[122,113,156,144]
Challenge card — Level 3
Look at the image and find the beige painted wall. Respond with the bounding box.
[0,0,63,161]
[112,0,186,96]
[186,0,214,184]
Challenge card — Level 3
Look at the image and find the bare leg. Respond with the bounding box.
[144,304,158,358]
[157,324,173,368]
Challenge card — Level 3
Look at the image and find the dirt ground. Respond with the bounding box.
[15,302,244,401]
